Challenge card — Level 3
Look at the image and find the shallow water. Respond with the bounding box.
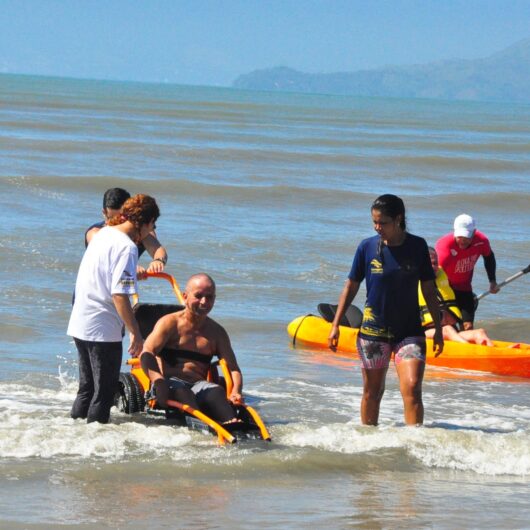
[0,73,529,528]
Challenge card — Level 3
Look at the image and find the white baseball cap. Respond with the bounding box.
[453,214,476,238]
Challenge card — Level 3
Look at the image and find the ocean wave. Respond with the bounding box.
[379,154,530,172]
[0,175,374,206]
[419,190,530,209]
[1,365,529,478]
[277,422,530,476]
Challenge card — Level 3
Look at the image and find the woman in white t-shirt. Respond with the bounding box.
[68,194,160,424]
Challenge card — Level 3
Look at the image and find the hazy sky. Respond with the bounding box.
[1,0,530,86]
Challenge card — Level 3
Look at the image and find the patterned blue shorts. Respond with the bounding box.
[356,336,426,370]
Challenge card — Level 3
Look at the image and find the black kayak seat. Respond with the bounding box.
[317,303,363,328]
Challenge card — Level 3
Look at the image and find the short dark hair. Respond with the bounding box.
[103,188,130,210]
[371,194,407,230]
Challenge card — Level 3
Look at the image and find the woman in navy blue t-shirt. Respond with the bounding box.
[328,194,443,426]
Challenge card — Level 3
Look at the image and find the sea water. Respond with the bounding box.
[0,73,529,528]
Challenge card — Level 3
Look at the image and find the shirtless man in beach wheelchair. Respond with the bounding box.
[140,273,243,421]
[127,272,269,443]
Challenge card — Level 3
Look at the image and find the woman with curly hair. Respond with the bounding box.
[85,187,168,274]
[68,194,160,424]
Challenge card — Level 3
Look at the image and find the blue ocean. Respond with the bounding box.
[1,73,529,528]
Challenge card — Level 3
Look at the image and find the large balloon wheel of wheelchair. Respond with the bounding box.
[114,373,145,414]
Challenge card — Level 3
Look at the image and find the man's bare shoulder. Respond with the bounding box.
[154,310,183,331]
[85,226,101,244]
[203,316,228,336]
[153,311,182,335]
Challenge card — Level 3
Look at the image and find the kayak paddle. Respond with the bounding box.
[474,263,530,306]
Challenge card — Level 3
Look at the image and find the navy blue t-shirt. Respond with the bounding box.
[348,233,434,342]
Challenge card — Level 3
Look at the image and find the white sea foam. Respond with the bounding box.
[0,406,212,461]
[276,421,530,476]
[0,381,201,461]
[0,377,273,463]
[2,372,528,477]
[409,428,530,475]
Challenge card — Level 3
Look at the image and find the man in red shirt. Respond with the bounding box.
[435,214,499,330]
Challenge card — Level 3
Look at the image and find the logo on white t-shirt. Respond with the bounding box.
[120,269,135,288]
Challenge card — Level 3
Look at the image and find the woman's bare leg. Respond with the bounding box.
[396,359,425,425]
[360,368,387,425]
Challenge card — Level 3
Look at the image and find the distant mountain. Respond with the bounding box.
[233,39,530,103]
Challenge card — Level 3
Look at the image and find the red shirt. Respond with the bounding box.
[435,230,492,292]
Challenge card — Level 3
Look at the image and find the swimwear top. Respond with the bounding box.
[160,348,214,367]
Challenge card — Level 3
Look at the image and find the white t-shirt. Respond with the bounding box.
[67,226,138,342]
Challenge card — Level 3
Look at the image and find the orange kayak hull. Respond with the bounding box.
[287,315,530,379]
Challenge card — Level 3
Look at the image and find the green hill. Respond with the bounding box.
[233,39,530,103]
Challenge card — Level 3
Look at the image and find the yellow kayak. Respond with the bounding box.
[287,314,530,379]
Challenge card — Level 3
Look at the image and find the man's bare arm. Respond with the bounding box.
[142,233,168,273]
[140,316,175,406]
[216,326,244,404]
[140,316,174,381]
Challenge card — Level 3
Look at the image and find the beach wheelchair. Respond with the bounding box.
[114,273,271,445]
